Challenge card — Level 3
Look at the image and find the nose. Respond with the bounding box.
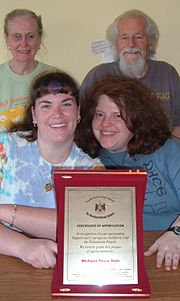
[127,36,136,47]
[52,106,64,117]
[101,116,112,126]
[20,36,28,46]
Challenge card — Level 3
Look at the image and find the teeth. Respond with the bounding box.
[50,123,65,128]
[102,131,115,135]
[126,51,139,54]
[18,50,30,53]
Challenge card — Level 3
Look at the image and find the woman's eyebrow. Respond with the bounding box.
[61,97,75,103]
[37,100,51,104]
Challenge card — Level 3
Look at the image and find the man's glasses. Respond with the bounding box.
[8,32,40,43]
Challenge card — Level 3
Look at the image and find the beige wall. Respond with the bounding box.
[0,0,179,83]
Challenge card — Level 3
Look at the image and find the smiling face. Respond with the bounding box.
[116,16,149,77]
[5,16,42,64]
[31,93,80,148]
[92,95,133,153]
[117,16,149,62]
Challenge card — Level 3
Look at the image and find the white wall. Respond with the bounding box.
[0,0,179,83]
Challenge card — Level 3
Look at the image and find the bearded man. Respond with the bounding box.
[79,9,180,138]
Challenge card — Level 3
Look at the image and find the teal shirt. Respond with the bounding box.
[99,138,180,230]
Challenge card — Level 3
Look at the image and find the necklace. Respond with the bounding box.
[44,161,67,192]
[45,182,53,192]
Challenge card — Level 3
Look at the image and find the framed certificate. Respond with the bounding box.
[51,169,150,298]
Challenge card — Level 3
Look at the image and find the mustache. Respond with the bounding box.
[120,47,143,55]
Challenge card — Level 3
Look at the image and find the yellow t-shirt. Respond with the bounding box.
[0,61,56,132]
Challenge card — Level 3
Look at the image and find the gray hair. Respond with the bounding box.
[106,9,159,58]
[4,9,43,36]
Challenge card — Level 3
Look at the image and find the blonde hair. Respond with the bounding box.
[4,9,43,36]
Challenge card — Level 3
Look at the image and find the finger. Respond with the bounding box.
[44,251,57,268]
[23,253,44,268]
[144,243,158,256]
[30,258,45,269]
[172,253,180,271]
[30,252,53,269]
[164,251,180,271]
[51,241,58,254]
[164,252,173,271]
[144,249,154,256]
[156,250,165,268]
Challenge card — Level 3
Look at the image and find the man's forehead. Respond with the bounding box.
[118,16,147,33]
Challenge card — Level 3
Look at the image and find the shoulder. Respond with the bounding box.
[162,137,180,148]
[165,137,180,151]
[148,59,179,75]
[71,144,104,168]
[159,138,180,180]
[84,61,120,78]
[0,62,8,70]
[33,62,57,75]
[0,133,15,159]
[0,62,12,78]
[0,132,28,148]
[155,138,180,159]
[0,132,12,145]
[137,138,180,162]
[80,61,120,100]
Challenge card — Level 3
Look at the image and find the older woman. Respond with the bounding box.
[0,70,102,268]
[0,9,56,132]
[77,75,180,271]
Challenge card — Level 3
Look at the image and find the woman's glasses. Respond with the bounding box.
[8,32,40,42]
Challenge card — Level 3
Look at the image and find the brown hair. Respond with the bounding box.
[76,76,171,157]
[10,70,79,142]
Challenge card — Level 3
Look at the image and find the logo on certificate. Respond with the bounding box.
[95,201,105,213]
[86,195,115,219]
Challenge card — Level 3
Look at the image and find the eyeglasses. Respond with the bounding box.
[8,32,40,42]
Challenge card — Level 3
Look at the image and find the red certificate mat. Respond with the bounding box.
[51,169,150,298]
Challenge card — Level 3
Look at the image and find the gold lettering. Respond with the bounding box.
[155,92,170,101]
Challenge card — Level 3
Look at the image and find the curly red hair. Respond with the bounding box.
[76,76,171,157]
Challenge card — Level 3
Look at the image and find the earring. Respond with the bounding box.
[77,116,81,124]
[33,120,37,127]
[7,46,10,50]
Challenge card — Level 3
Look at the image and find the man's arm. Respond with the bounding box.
[145,215,180,271]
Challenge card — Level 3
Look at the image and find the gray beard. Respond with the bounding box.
[119,53,146,78]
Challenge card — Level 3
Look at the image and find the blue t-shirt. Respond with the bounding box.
[99,138,180,230]
[0,132,102,208]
